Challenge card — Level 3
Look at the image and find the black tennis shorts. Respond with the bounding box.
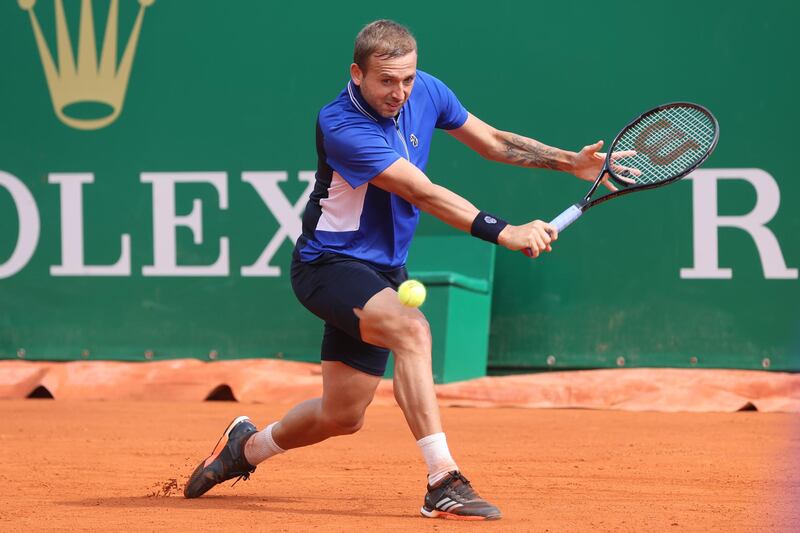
[290,253,408,376]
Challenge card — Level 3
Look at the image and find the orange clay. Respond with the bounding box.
[0,400,797,531]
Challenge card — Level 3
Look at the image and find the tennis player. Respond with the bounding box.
[185,19,628,520]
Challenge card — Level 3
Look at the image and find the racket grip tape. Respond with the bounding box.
[549,204,584,233]
[523,203,585,258]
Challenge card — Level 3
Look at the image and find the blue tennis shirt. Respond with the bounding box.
[294,70,468,270]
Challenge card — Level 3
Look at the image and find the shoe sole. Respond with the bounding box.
[420,507,501,521]
[203,415,251,468]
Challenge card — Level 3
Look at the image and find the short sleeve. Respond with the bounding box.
[420,71,469,130]
[324,123,402,188]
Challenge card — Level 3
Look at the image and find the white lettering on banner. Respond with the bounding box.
[3,167,791,280]
[241,171,315,277]
[680,169,798,279]
[0,171,40,279]
[141,172,229,277]
[49,173,131,276]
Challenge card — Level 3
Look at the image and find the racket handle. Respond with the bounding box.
[549,204,584,233]
[523,203,585,258]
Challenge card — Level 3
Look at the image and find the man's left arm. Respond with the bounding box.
[448,113,633,190]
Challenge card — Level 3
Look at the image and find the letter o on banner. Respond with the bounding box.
[0,171,40,279]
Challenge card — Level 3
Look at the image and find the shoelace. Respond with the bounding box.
[230,471,251,487]
[229,428,256,487]
[442,472,480,503]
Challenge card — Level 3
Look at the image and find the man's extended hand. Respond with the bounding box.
[498,220,557,258]
[572,140,640,191]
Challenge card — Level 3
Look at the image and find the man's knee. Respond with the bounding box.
[321,409,366,436]
[391,315,432,355]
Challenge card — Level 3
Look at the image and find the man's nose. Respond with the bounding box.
[391,84,404,100]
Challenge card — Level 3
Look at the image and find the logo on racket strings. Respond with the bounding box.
[634,119,700,165]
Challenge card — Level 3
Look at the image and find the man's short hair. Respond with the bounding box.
[353,20,417,71]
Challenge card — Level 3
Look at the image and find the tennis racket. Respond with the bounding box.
[547,102,719,236]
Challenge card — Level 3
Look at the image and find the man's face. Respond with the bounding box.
[351,51,417,118]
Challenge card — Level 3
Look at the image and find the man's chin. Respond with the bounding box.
[384,103,405,116]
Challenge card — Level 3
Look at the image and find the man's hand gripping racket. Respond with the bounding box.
[524,102,719,257]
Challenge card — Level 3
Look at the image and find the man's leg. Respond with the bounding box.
[356,288,501,520]
[356,288,439,440]
[244,360,380,461]
[184,360,381,498]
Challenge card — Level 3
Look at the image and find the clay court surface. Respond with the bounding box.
[0,400,797,532]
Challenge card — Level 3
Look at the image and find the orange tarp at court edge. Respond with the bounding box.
[1,359,798,413]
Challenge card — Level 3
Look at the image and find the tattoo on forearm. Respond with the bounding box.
[502,135,561,170]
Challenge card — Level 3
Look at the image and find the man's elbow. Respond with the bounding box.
[483,129,507,161]
[406,181,436,211]
[483,148,504,162]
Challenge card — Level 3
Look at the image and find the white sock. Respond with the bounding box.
[417,432,458,486]
[244,422,285,466]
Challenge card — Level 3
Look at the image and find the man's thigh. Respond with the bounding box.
[291,255,407,376]
[357,287,429,350]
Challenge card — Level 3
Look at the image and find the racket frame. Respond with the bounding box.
[550,102,719,232]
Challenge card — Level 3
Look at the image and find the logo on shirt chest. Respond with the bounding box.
[409,133,419,148]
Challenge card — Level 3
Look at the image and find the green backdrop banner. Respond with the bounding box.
[1,1,797,371]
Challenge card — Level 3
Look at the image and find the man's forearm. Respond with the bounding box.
[493,131,576,172]
[412,182,480,234]
[370,159,480,234]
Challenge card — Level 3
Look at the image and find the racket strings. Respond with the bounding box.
[612,106,716,185]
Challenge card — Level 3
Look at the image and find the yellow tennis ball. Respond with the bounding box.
[398,279,426,307]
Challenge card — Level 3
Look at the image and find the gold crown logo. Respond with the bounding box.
[19,0,155,130]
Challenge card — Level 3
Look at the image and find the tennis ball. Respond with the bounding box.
[398,279,426,308]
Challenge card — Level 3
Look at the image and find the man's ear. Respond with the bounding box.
[350,63,363,86]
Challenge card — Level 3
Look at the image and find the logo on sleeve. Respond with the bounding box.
[409,133,419,148]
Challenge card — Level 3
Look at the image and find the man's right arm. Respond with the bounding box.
[370,158,556,257]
